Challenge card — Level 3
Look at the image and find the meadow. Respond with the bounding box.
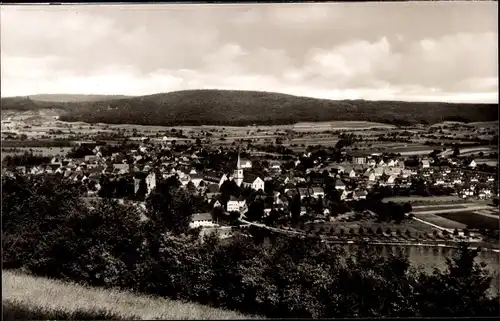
[2,270,253,320]
[436,212,499,231]
[291,121,395,132]
[382,196,463,204]
[415,213,468,230]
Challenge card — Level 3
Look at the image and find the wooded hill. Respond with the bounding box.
[2,90,497,126]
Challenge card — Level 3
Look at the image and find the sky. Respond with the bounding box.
[1,2,498,103]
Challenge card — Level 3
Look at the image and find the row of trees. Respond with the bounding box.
[2,174,499,318]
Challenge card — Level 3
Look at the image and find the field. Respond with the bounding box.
[2,270,252,320]
[291,121,395,132]
[412,203,471,210]
[355,143,435,156]
[474,159,498,167]
[382,196,463,204]
[435,212,499,230]
[415,213,467,230]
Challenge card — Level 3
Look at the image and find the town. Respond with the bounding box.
[2,2,499,319]
[2,118,498,246]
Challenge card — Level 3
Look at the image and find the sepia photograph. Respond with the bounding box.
[1,1,499,319]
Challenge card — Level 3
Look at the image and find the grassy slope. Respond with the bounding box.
[2,270,254,320]
[2,89,498,126]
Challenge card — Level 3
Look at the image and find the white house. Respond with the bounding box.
[353,190,367,200]
[349,169,357,178]
[311,186,325,198]
[435,178,445,185]
[190,173,204,188]
[340,190,352,201]
[421,160,430,168]
[368,172,376,182]
[468,160,477,169]
[227,196,246,212]
[373,167,384,177]
[240,158,252,169]
[251,177,265,191]
[269,161,281,171]
[335,179,346,190]
[386,175,396,185]
[190,213,217,228]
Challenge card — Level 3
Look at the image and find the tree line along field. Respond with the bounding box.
[303,218,443,239]
[1,147,72,160]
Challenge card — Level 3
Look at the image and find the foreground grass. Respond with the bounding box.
[2,270,254,320]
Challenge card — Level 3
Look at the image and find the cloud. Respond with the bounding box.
[304,37,394,85]
[0,3,498,103]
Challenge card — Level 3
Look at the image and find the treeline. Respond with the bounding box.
[2,174,499,318]
[4,90,495,126]
[2,152,52,168]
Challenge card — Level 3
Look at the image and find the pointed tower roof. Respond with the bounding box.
[237,151,241,169]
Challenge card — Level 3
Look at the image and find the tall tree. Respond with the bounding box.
[290,194,302,225]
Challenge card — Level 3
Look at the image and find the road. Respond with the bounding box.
[239,218,306,236]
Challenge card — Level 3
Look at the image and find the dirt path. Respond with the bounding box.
[412,205,492,215]
[412,203,471,209]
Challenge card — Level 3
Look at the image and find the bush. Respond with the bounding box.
[3,174,499,319]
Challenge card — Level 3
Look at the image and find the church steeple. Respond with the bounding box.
[234,149,244,187]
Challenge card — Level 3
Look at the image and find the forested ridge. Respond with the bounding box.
[1,90,497,126]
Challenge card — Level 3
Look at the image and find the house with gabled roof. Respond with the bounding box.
[113,163,130,174]
[366,171,376,181]
[190,173,204,187]
[205,183,221,201]
[340,189,352,201]
[190,213,217,228]
[310,186,325,199]
[242,173,265,192]
[298,187,310,200]
[227,195,246,212]
[335,178,346,190]
[240,158,252,169]
[269,160,281,171]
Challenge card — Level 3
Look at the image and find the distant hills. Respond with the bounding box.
[28,94,131,103]
[1,90,498,126]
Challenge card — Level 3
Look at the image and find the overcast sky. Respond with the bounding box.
[1,2,498,102]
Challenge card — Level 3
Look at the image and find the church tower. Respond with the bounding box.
[233,151,244,187]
